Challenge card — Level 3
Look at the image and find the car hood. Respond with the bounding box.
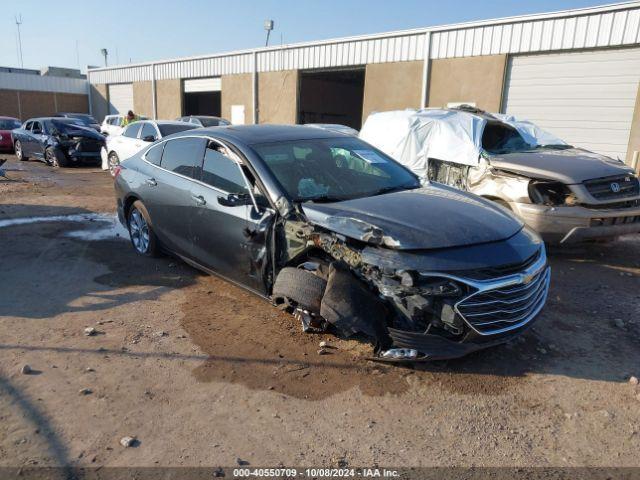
[301,184,523,250]
[489,147,634,184]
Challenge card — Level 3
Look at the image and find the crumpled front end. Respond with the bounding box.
[281,213,549,361]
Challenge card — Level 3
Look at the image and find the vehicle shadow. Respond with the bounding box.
[0,204,199,320]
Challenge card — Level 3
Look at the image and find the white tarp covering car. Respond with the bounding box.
[360,107,640,244]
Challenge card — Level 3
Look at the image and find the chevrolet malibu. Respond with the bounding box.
[114,125,550,360]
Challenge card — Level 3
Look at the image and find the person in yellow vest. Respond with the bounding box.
[121,110,139,127]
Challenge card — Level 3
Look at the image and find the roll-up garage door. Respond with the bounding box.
[108,83,133,115]
[183,78,221,93]
[503,48,640,161]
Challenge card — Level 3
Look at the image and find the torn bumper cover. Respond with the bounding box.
[510,202,640,243]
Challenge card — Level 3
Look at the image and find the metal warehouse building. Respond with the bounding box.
[88,1,640,164]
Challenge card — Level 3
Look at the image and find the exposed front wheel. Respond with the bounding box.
[127,200,159,257]
[45,147,68,167]
[108,152,120,177]
[14,141,27,161]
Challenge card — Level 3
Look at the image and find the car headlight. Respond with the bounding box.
[528,180,576,206]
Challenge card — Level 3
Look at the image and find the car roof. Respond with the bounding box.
[195,124,342,145]
[146,120,192,126]
[0,116,20,120]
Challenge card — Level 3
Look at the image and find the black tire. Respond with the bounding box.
[14,140,28,161]
[108,151,120,177]
[272,267,327,312]
[127,200,160,257]
[45,147,69,168]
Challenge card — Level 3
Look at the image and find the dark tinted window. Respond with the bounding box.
[32,121,43,133]
[198,144,248,194]
[160,137,206,178]
[158,124,198,137]
[123,123,142,138]
[24,121,33,130]
[140,123,158,141]
[0,119,21,129]
[145,143,164,166]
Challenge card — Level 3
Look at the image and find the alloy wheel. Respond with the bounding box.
[128,208,150,254]
[45,149,59,167]
[108,153,119,176]
[14,141,22,160]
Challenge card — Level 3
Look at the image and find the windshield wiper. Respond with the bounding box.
[303,194,346,203]
[538,144,572,150]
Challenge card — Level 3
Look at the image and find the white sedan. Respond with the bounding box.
[101,120,197,175]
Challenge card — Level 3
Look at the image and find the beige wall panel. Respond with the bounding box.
[91,84,109,122]
[221,73,253,124]
[428,54,507,112]
[362,61,423,121]
[133,81,154,118]
[627,83,640,167]
[258,70,298,124]
[156,79,182,120]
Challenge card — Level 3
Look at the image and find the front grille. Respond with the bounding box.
[590,215,640,227]
[456,266,550,335]
[584,175,639,201]
[74,138,103,153]
[457,250,541,281]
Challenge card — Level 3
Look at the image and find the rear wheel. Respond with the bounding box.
[127,200,159,257]
[108,152,120,177]
[14,140,28,161]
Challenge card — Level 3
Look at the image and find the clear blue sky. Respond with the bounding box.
[0,0,615,70]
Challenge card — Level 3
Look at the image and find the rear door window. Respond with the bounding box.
[140,123,158,141]
[145,143,164,166]
[160,137,206,178]
[123,123,141,138]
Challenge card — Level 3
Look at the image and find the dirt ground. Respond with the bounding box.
[1,155,639,470]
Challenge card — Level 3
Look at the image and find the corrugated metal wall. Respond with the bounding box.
[88,2,640,85]
[0,71,87,94]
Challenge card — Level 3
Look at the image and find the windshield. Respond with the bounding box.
[252,137,420,202]
[0,119,21,129]
[158,124,198,136]
[482,122,534,154]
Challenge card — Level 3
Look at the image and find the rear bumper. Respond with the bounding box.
[510,202,640,243]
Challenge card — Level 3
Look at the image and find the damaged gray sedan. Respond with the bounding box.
[114,125,550,360]
[361,107,640,244]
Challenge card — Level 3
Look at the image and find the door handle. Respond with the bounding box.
[145,178,157,187]
[191,194,206,206]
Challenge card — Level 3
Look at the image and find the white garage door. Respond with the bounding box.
[503,48,640,161]
[183,77,221,93]
[108,83,133,115]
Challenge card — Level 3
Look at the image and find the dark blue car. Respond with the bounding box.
[12,117,105,167]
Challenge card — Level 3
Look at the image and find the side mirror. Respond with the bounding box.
[142,135,156,142]
[217,193,253,207]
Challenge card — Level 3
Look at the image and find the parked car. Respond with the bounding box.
[12,117,105,167]
[0,116,21,152]
[101,114,149,137]
[304,123,359,136]
[54,112,101,132]
[114,125,549,361]
[360,107,640,244]
[101,120,198,175]
[176,115,230,127]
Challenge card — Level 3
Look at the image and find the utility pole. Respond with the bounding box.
[100,48,108,67]
[15,14,23,68]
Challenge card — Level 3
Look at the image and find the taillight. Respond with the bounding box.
[113,165,123,179]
